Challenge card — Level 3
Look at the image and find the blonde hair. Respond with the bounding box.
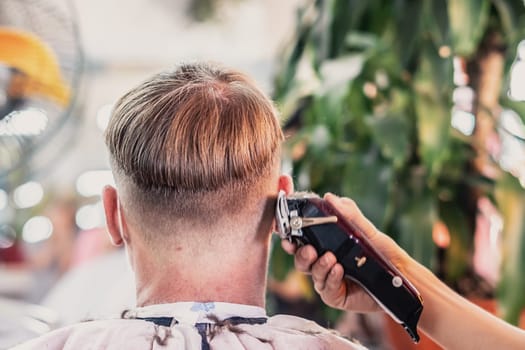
[105,62,283,237]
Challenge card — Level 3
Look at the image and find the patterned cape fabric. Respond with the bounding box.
[12,302,367,350]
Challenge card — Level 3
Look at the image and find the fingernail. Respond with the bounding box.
[320,254,330,266]
[301,248,309,259]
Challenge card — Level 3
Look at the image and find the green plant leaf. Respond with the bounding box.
[397,190,437,269]
[274,5,316,101]
[278,46,322,124]
[309,83,353,143]
[392,0,424,67]
[414,46,452,181]
[326,0,352,58]
[345,31,380,52]
[496,173,525,325]
[492,0,525,49]
[366,85,414,170]
[341,150,393,229]
[366,113,410,169]
[414,91,451,180]
[447,0,490,57]
[425,0,450,46]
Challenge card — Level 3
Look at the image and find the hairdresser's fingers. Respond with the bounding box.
[311,252,337,293]
[294,245,318,273]
[320,263,349,308]
[281,239,297,255]
[323,193,410,268]
[323,193,379,241]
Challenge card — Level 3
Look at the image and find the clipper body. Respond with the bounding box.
[276,191,423,342]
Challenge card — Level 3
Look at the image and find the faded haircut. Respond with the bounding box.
[105,62,283,240]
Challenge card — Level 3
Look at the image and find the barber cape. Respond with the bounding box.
[12,302,367,349]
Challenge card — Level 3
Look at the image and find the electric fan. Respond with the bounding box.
[0,0,83,184]
[0,1,83,346]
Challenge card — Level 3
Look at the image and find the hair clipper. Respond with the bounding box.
[275,191,423,343]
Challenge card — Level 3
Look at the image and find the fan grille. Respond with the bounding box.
[0,0,82,182]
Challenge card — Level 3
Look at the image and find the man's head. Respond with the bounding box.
[103,62,290,251]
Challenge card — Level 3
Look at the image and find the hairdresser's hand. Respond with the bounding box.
[281,193,412,313]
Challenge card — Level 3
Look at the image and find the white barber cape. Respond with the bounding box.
[12,302,367,349]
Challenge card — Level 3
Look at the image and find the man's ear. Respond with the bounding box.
[278,174,294,195]
[272,174,294,234]
[102,185,124,246]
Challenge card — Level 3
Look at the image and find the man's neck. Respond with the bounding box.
[133,239,270,308]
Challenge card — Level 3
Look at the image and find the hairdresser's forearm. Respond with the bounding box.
[405,259,525,349]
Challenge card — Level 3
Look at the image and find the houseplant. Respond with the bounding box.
[271,0,525,330]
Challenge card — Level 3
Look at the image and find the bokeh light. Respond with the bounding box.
[22,216,53,243]
[13,181,44,209]
[75,170,115,197]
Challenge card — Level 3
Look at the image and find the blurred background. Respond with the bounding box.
[1,0,525,349]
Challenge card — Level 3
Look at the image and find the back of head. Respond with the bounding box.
[105,62,283,246]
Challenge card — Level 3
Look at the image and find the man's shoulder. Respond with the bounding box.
[10,318,190,350]
[257,314,368,349]
[267,314,332,332]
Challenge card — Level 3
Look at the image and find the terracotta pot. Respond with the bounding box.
[384,298,525,350]
[384,316,442,350]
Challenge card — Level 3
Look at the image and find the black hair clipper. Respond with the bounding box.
[275,191,423,342]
